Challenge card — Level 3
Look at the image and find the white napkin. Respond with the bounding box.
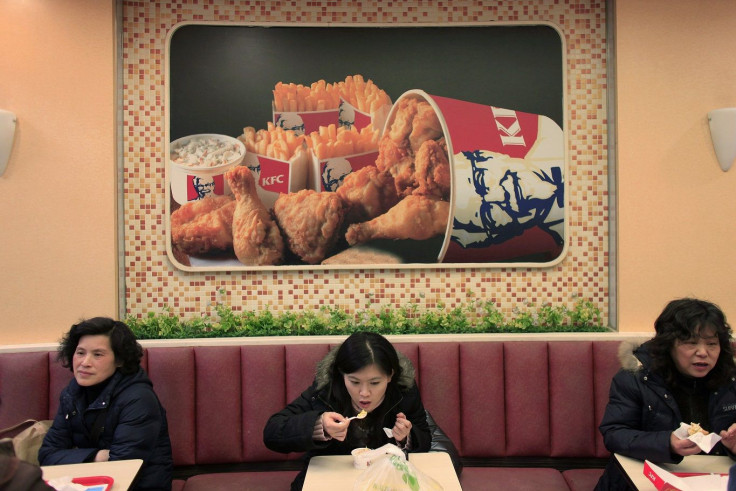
[674,422,722,453]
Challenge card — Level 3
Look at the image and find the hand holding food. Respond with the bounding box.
[321,411,349,441]
[669,431,700,457]
[391,412,412,443]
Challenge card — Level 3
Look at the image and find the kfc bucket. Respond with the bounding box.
[169,134,246,205]
[383,90,566,264]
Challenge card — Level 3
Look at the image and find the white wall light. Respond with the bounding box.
[0,109,17,177]
[707,107,736,172]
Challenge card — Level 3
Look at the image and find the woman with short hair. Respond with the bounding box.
[39,317,172,491]
[596,298,736,490]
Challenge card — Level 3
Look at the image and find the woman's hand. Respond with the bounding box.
[392,412,412,443]
[719,423,736,453]
[669,432,700,456]
[322,412,349,441]
[94,449,110,462]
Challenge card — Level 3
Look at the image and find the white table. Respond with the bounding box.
[615,453,733,490]
[304,452,462,491]
[42,459,143,491]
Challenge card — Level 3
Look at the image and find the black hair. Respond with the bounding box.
[58,317,143,375]
[328,332,403,416]
[648,298,735,389]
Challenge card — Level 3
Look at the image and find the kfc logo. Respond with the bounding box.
[321,157,353,192]
[275,113,306,136]
[451,149,564,249]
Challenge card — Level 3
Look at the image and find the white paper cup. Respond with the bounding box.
[351,447,372,469]
[169,134,246,205]
[383,90,566,264]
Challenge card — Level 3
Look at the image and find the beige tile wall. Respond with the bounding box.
[122,0,609,323]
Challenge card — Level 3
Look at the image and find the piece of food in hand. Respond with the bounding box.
[688,422,710,436]
[273,190,346,264]
[170,195,236,256]
[226,166,284,266]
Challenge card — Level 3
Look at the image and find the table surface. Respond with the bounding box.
[615,453,733,490]
[303,451,462,491]
[41,459,143,491]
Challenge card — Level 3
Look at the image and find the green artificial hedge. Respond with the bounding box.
[125,292,610,339]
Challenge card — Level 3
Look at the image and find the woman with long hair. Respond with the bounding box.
[263,331,431,490]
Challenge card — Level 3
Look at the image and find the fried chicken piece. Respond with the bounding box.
[345,195,450,246]
[409,101,443,152]
[387,97,419,144]
[170,195,236,256]
[226,166,284,266]
[273,190,346,264]
[336,166,400,225]
[414,138,451,199]
[375,136,416,198]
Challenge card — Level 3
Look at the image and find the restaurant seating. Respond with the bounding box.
[0,337,636,490]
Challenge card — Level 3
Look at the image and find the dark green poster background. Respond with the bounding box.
[169,24,563,141]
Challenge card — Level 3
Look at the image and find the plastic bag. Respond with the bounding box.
[353,444,443,491]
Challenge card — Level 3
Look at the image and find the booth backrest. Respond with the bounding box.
[0,340,625,466]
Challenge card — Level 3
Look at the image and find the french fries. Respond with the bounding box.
[337,74,391,114]
[272,75,391,115]
[272,80,341,112]
[238,123,307,161]
[306,124,380,160]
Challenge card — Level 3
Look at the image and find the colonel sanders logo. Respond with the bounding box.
[451,149,564,249]
[275,113,306,136]
[321,157,353,192]
[338,100,356,130]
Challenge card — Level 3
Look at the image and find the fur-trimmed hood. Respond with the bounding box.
[314,347,417,391]
[618,340,647,372]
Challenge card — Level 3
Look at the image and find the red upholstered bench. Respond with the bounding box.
[0,336,636,490]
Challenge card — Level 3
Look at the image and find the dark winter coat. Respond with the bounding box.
[263,349,431,489]
[38,367,173,491]
[595,341,736,490]
[0,455,52,491]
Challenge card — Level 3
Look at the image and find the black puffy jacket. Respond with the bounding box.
[39,368,173,491]
[263,349,431,489]
[596,341,736,490]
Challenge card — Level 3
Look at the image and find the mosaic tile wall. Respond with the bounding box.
[121,0,610,325]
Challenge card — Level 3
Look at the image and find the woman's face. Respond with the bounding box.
[343,363,392,414]
[73,334,119,386]
[671,326,721,378]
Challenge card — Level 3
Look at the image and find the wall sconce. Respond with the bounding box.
[0,109,17,177]
[707,108,736,172]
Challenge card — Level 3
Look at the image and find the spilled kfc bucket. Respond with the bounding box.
[386,90,566,264]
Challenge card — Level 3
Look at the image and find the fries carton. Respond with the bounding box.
[336,75,392,136]
[385,90,566,265]
[643,460,728,491]
[242,150,309,209]
[310,150,380,192]
[337,97,392,137]
[272,80,341,136]
[305,123,380,192]
[273,105,340,137]
[238,124,310,209]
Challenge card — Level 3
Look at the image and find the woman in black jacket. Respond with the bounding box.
[596,298,736,490]
[263,331,431,490]
[38,318,172,491]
